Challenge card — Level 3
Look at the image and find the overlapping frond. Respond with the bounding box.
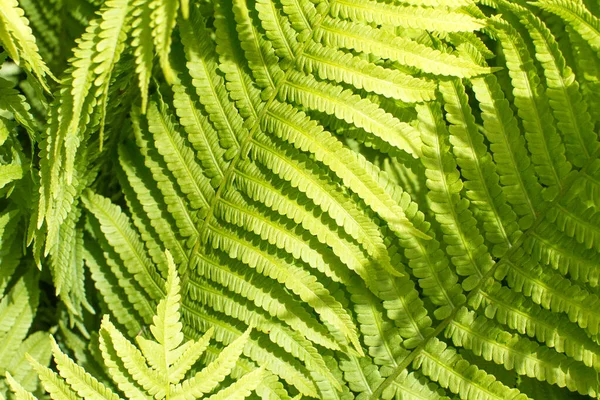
[7,254,263,400]
[4,0,600,399]
[0,0,53,90]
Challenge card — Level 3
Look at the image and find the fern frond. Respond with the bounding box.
[283,71,421,159]
[417,101,495,292]
[146,98,214,211]
[203,220,362,354]
[471,74,543,229]
[149,0,178,83]
[4,373,36,400]
[57,0,130,182]
[204,366,264,400]
[50,336,121,400]
[15,254,263,400]
[533,0,600,56]
[190,254,340,351]
[474,282,600,370]
[489,16,569,196]
[499,249,600,336]
[82,190,165,304]
[317,18,494,77]
[179,8,244,152]
[175,328,250,398]
[0,0,53,89]
[505,1,598,169]
[439,78,520,258]
[329,0,485,32]
[17,0,600,398]
[298,42,436,103]
[524,220,600,287]
[0,273,39,365]
[415,338,529,400]
[4,332,52,392]
[447,307,599,397]
[130,0,154,113]
[82,236,146,336]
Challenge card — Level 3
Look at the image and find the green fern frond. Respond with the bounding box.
[0,0,54,90]
[4,0,600,399]
[9,252,263,400]
[533,0,600,56]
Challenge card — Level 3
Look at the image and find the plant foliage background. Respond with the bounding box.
[1,0,600,398]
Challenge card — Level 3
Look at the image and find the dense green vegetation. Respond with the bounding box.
[1,0,600,398]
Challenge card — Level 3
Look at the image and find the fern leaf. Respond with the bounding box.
[329,0,485,32]
[49,336,121,400]
[213,0,264,127]
[27,356,83,400]
[82,238,146,337]
[215,189,353,284]
[439,78,520,258]
[533,0,600,56]
[0,209,21,296]
[191,252,342,351]
[231,0,282,95]
[415,338,530,400]
[524,220,600,287]
[505,2,598,169]
[204,367,264,400]
[130,0,154,112]
[82,190,165,303]
[4,332,52,392]
[179,7,244,152]
[471,74,543,229]
[98,327,149,400]
[500,249,600,336]
[490,17,569,196]
[417,101,495,293]
[186,275,341,390]
[103,316,166,397]
[0,273,38,365]
[340,355,384,399]
[255,0,299,67]
[149,0,178,83]
[233,161,379,286]
[182,305,318,397]
[388,370,450,400]
[260,101,412,270]
[382,184,464,320]
[169,328,213,383]
[279,0,318,42]
[245,136,391,277]
[299,42,436,102]
[447,307,599,397]
[282,70,422,158]
[175,328,251,398]
[317,18,493,77]
[0,0,53,89]
[474,282,600,370]
[0,78,40,140]
[203,221,362,354]
[171,74,228,187]
[0,163,23,190]
[546,196,600,251]
[4,373,36,400]
[146,98,213,211]
[131,110,201,242]
[138,251,184,375]
[42,0,130,201]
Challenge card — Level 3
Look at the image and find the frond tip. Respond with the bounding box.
[10,251,264,400]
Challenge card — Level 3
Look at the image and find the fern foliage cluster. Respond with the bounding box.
[1,0,600,399]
